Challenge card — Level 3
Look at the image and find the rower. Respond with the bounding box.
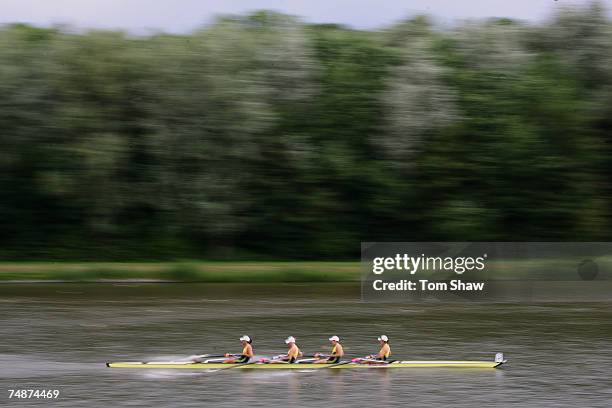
[223,335,254,363]
[271,336,303,363]
[363,335,391,362]
[314,335,344,363]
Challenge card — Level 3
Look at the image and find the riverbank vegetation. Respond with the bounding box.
[2,3,611,261]
[0,262,360,282]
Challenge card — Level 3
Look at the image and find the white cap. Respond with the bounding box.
[377,335,389,342]
[285,336,296,344]
[328,335,340,342]
[239,335,251,342]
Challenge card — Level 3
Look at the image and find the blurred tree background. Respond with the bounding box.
[1,4,611,260]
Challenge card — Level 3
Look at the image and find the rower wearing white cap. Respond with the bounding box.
[223,335,254,363]
[314,335,344,364]
[365,335,391,361]
[271,336,303,363]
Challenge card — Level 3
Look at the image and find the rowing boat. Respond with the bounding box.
[106,355,507,369]
[106,360,504,369]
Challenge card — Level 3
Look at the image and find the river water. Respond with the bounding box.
[1,283,611,407]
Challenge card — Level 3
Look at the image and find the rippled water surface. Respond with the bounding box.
[1,283,611,407]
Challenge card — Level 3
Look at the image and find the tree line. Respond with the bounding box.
[1,4,611,259]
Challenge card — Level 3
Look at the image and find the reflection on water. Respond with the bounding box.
[1,283,611,407]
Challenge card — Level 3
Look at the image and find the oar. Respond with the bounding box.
[194,354,226,359]
[215,353,295,370]
[351,357,389,365]
[295,358,317,363]
[189,353,227,362]
[323,360,352,369]
[213,361,259,371]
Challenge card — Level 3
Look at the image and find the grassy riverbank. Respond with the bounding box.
[0,257,604,282]
[0,262,361,282]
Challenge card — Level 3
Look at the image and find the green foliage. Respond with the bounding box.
[0,4,611,260]
[0,262,360,282]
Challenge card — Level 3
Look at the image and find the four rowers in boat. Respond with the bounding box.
[219,334,389,364]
